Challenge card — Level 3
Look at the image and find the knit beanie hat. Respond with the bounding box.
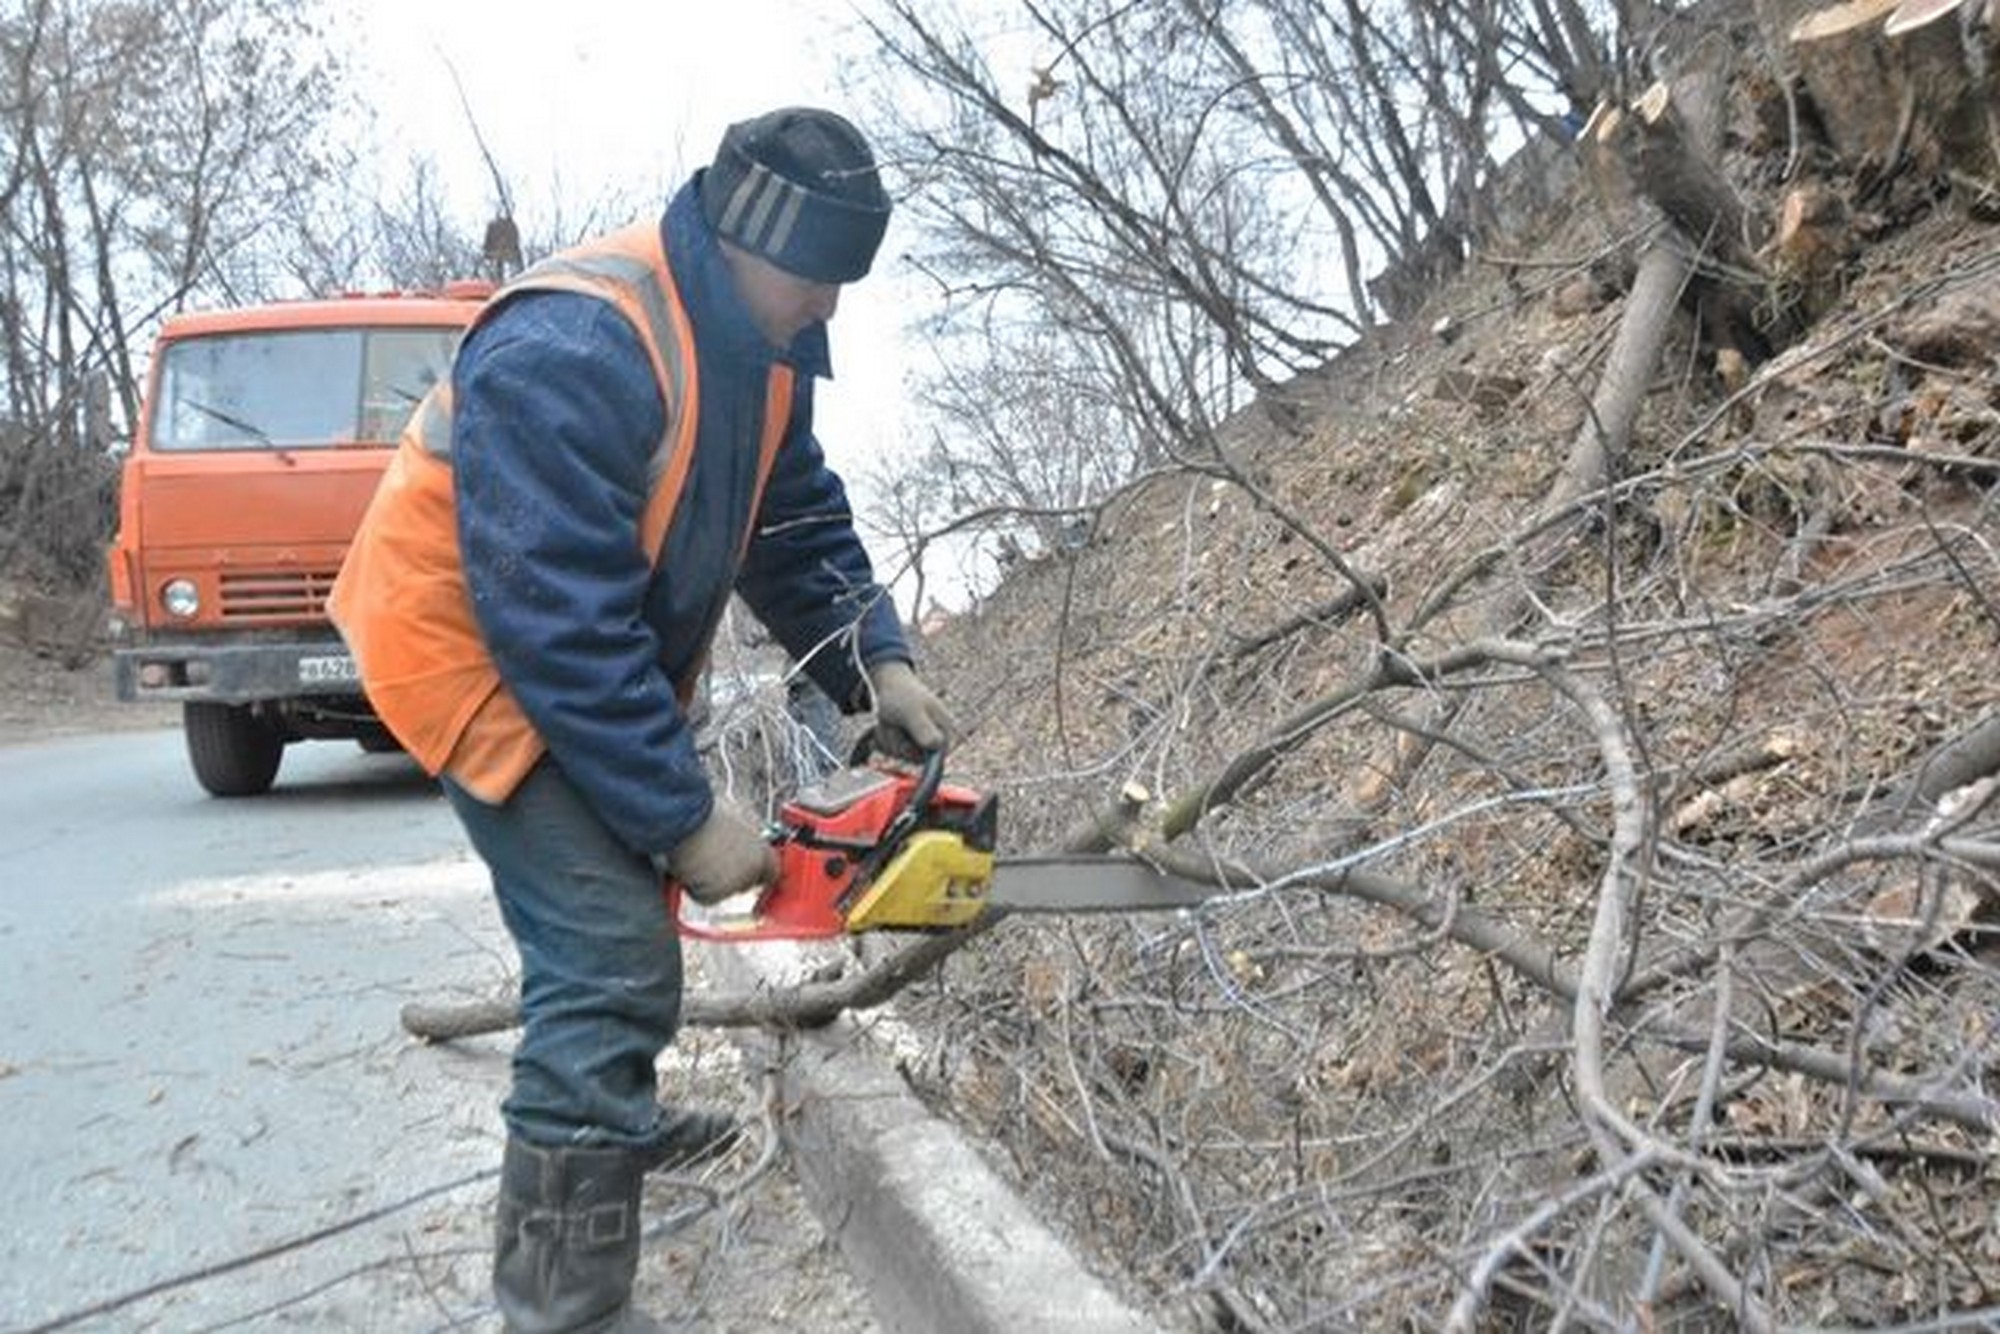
[702,107,891,284]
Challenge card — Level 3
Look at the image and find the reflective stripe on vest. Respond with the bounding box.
[414,223,698,561]
[330,221,796,806]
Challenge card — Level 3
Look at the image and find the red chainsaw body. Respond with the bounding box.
[668,761,992,942]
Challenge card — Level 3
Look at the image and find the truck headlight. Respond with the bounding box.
[161,578,200,619]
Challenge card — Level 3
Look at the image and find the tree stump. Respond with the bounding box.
[1884,0,2000,188]
[1767,182,1855,318]
[1593,73,1791,362]
[1792,0,2000,192]
[1626,80,1760,266]
[1580,101,1635,215]
[1790,0,1908,167]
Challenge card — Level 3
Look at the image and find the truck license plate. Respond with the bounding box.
[299,653,358,685]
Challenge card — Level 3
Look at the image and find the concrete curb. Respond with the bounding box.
[703,942,1157,1334]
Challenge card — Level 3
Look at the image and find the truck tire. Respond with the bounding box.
[183,702,285,797]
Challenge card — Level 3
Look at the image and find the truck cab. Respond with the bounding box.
[106,284,491,795]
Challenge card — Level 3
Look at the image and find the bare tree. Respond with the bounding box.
[0,0,349,585]
[849,0,1638,609]
[861,1,1353,444]
[271,155,489,296]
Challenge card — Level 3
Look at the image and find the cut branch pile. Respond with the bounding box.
[874,42,2000,1330]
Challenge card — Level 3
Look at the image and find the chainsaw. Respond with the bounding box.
[664,749,1219,943]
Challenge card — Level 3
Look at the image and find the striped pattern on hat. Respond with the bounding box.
[700,107,891,285]
[714,162,811,260]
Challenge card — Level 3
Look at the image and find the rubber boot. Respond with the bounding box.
[493,1138,665,1333]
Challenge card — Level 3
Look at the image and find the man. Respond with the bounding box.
[330,107,953,1331]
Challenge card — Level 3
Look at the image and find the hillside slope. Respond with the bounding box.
[901,41,2000,1333]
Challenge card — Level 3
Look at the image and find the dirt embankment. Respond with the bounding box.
[894,74,2000,1334]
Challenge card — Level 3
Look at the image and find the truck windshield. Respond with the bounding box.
[151,327,457,451]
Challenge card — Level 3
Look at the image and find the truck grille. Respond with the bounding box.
[219,568,339,622]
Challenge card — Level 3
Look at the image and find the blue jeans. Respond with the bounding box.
[444,760,683,1153]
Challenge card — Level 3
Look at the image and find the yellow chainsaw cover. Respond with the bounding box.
[843,831,997,931]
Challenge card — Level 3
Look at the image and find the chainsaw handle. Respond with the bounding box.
[839,741,945,891]
[882,746,945,838]
[847,729,947,821]
[847,725,947,772]
[910,746,945,815]
[665,879,822,943]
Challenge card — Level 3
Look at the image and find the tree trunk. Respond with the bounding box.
[1550,47,1741,529]
[1623,81,1758,262]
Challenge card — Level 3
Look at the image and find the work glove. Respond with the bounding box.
[867,659,956,761]
[663,805,778,906]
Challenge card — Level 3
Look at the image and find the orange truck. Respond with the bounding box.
[106,283,492,796]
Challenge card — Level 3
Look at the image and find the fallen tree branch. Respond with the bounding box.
[1614,711,2000,1006]
[1159,823,2000,1137]
[400,917,1009,1041]
[1497,642,1780,1332]
[1443,1151,1661,1334]
[1640,1020,2000,1134]
[1157,638,1514,840]
[1214,575,1388,667]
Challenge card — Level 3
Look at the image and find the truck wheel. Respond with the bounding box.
[183,702,285,797]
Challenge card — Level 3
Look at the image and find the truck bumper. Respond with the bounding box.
[114,636,363,705]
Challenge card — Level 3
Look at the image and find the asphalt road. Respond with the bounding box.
[0,728,872,1333]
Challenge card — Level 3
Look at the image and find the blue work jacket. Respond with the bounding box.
[449,177,906,857]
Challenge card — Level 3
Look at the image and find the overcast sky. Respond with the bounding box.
[333,2,1047,610]
[339,0,927,551]
[345,1,862,211]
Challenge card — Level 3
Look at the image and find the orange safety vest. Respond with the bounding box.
[329,222,794,802]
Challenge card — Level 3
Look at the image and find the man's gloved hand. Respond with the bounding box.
[663,806,778,906]
[868,659,956,761]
